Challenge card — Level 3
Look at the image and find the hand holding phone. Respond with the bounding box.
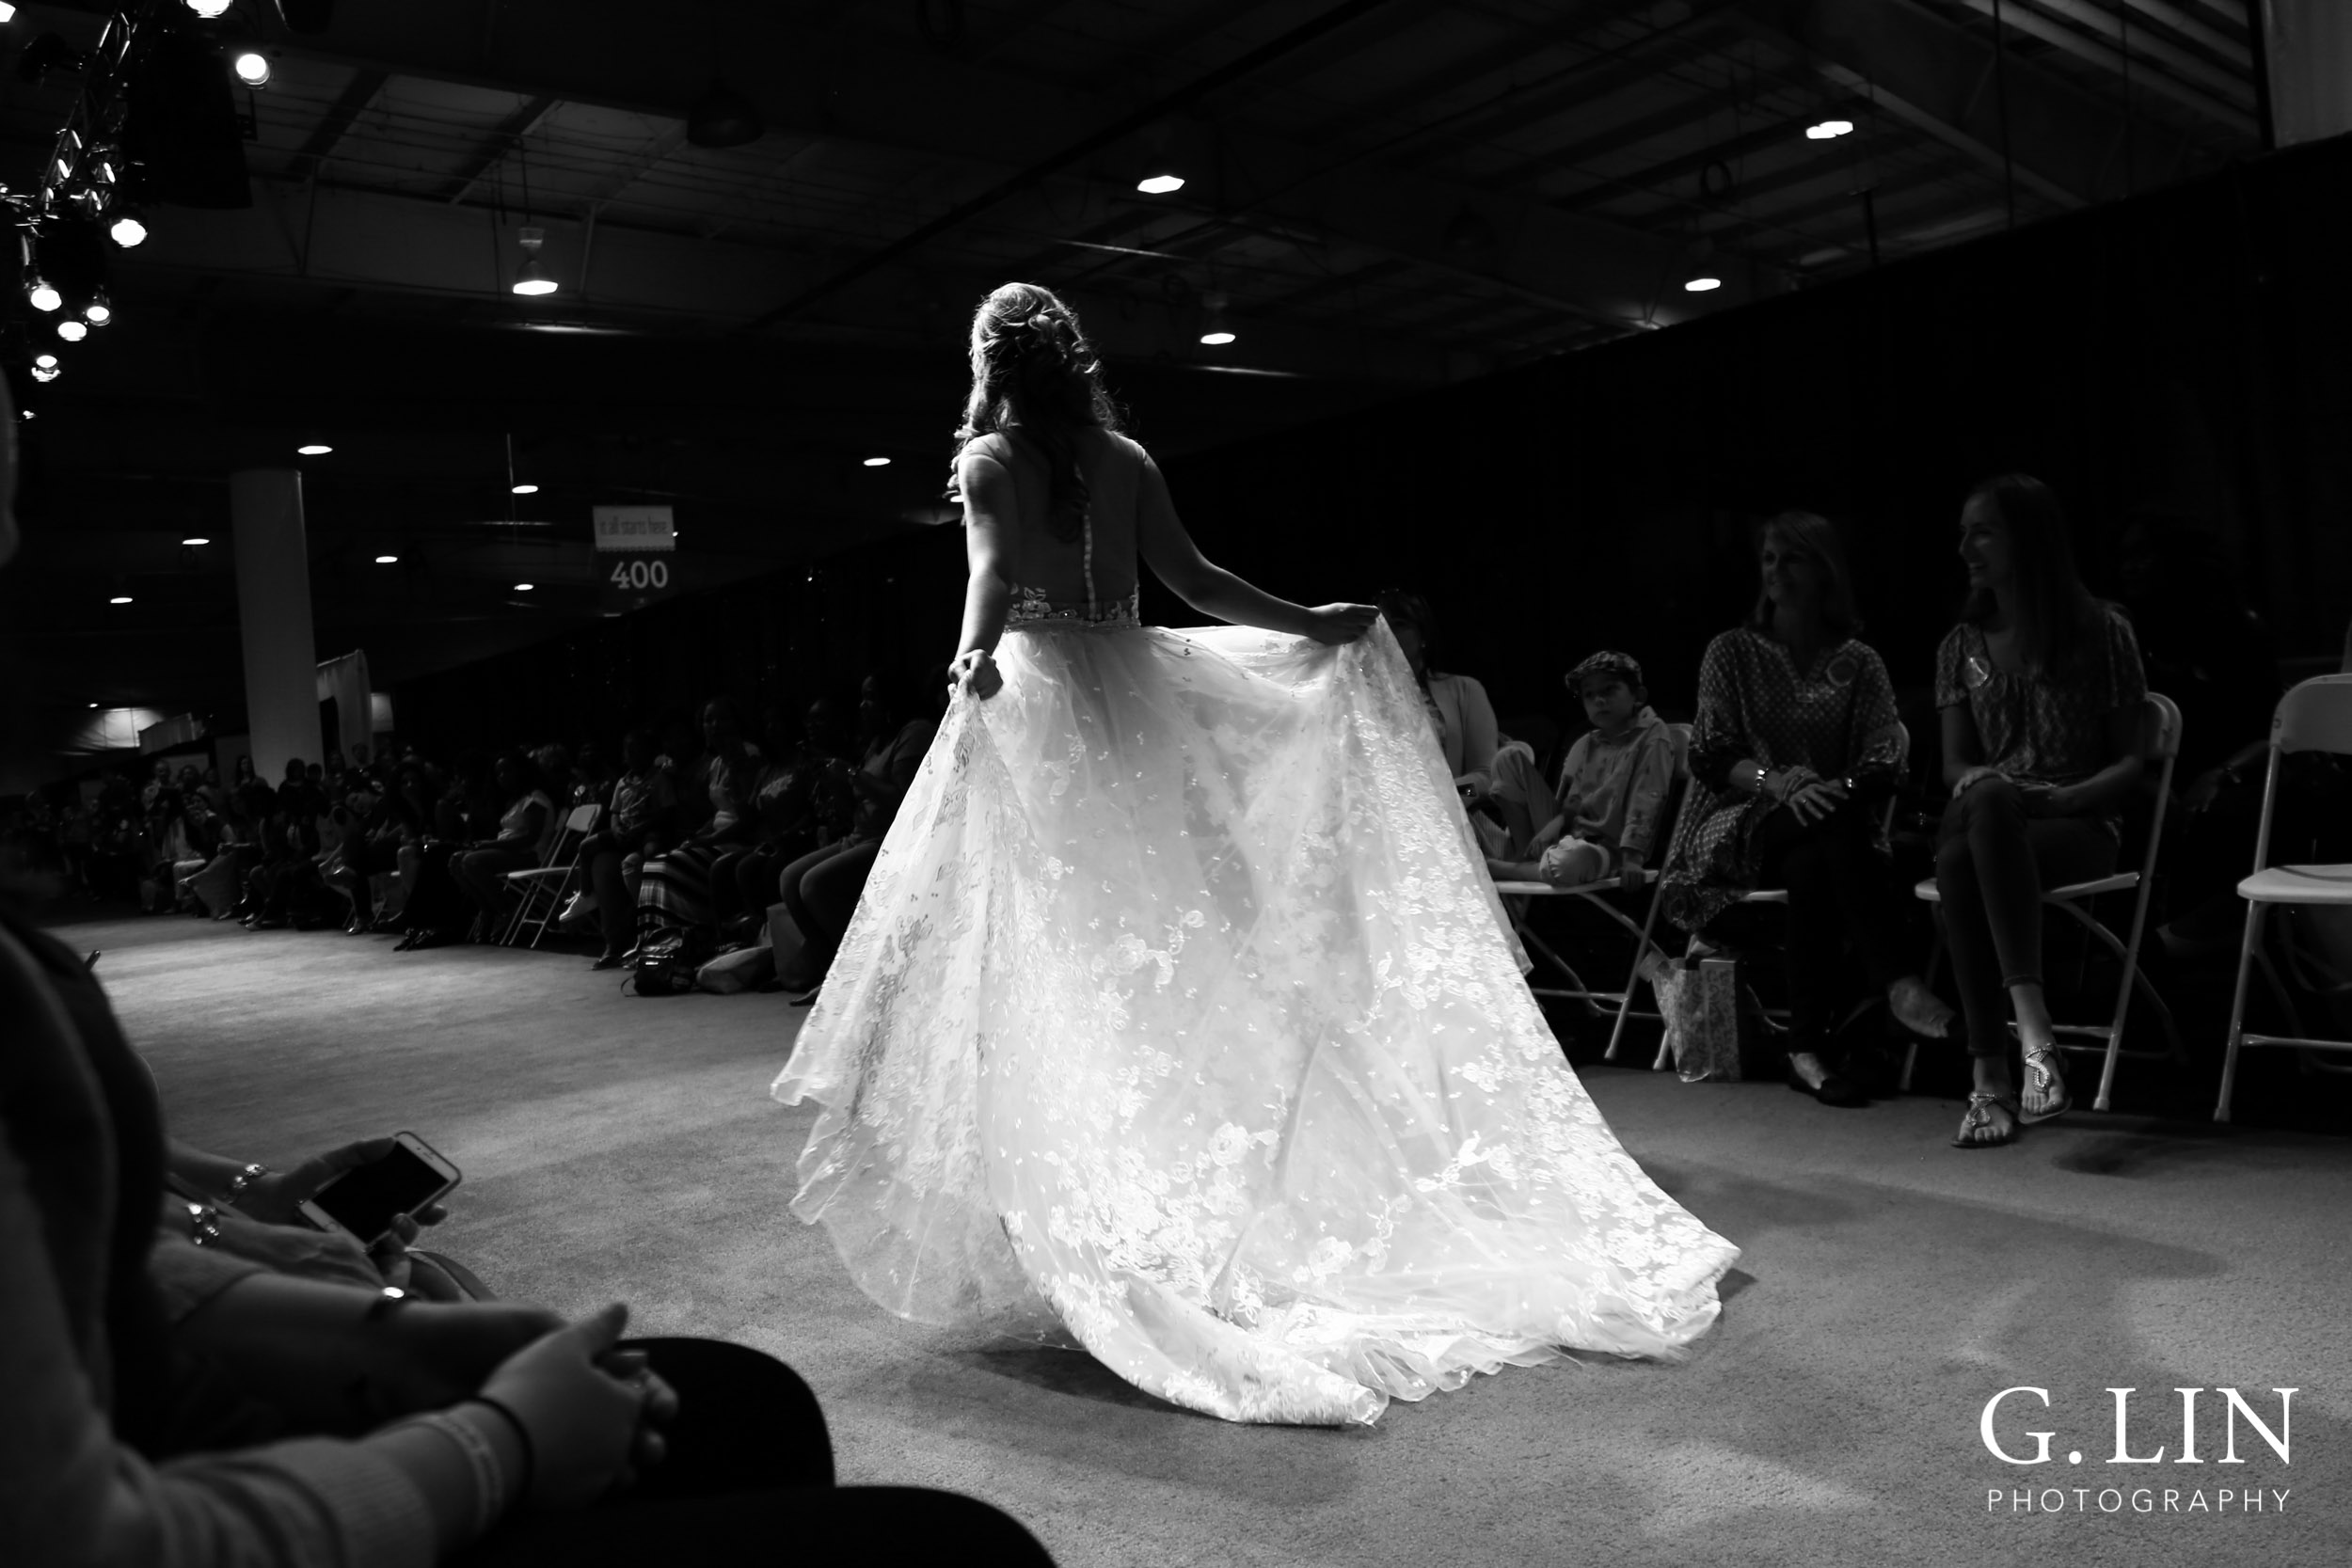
[296,1132,461,1248]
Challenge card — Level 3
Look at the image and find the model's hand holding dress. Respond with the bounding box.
[773,438,1735,1427]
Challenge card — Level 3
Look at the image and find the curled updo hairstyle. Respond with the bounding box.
[952,282,1122,543]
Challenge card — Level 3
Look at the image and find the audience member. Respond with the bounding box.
[1659,511,1956,1106]
[1486,650,1674,888]
[710,706,823,939]
[581,730,678,970]
[1376,589,1500,808]
[447,752,559,935]
[634,699,758,947]
[1935,475,2150,1148]
[774,670,945,1001]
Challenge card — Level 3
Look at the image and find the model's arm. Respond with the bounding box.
[1135,454,1374,644]
[955,451,1017,661]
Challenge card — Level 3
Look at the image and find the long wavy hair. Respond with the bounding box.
[1748,510,1862,637]
[1963,473,2103,677]
[950,282,1121,542]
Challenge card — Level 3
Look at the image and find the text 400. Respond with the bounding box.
[610,559,672,591]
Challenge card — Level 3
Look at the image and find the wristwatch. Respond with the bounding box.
[184,1202,223,1248]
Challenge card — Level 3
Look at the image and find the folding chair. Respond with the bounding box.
[2215,675,2352,1122]
[500,802,601,948]
[1644,721,1912,1070]
[1495,724,1692,1064]
[1901,693,2184,1112]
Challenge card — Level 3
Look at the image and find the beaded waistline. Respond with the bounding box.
[1004,584,1141,631]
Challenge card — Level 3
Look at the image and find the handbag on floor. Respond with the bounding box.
[632,926,713,997]
[1652,946,1754,1083]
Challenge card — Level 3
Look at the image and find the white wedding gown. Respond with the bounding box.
[772,578,1738,1426]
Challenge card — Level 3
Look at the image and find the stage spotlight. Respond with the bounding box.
[862,456,890,467]
[84,293,111,324]
[1805,119,1854,140]
[31,362,59,381]
[184,0,233,16]
[26,277,60,310]
[374,554,399,564]
[1684,275,1723,293]
[183,536,210,546]
[1136,173,1184,195]
[57,320,86,341]
[297,443,332,455]
[108,210,148,247]
[685,79,763,149]
[232,52,270,87]
[35,353,57,369]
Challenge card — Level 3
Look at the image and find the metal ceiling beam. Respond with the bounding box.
[195,0,1713,338]
[286,69,389,183]
[1963,0,2257,132]
[1727,0,2232,208]
[439,93,560,205]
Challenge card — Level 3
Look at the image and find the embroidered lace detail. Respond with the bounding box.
[772,621,1737,1426]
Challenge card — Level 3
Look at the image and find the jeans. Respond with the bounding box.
[1935,778,2116,1058]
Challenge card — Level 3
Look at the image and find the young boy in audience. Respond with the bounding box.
[1486,650,1674,887]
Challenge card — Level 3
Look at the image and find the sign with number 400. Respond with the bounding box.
[600,550,682,612]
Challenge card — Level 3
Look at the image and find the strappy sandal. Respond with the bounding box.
[1952,1092,2019,1148]
[2018,1043,2073,1125]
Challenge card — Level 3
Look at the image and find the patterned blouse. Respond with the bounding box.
[1934,606,2147,785]
[1660,627,1907,934]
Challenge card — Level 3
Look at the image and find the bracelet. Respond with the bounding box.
[223,1163,268,1205]
[409,1410,509,1539]
[184,1201,223,1248]
[468,1395,537,1503]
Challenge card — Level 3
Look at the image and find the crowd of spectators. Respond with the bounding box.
[1,664,951,1002]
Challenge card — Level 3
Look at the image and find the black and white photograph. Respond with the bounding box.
[1,3,2344,1565]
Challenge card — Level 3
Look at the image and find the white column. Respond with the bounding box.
[2265,0,2352,148]
[230,468,319,781]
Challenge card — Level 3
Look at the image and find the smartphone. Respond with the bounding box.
[296,1132,461,1247]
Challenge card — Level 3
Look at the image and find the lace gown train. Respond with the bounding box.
[772,597,1737,1425]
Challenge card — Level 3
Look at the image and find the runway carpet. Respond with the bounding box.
[67,908,2347,1568]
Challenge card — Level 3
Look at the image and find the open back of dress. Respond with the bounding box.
[773,429,1736,1424]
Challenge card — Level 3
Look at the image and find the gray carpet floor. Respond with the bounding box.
[70,909,2347,1568]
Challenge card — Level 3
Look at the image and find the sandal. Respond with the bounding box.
[2018,1043,2073,1125]
[1952,1092,2019,1148]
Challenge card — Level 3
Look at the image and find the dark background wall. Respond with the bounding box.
[399,133,2352,760]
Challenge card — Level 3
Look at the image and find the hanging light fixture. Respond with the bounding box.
[83,289,111,325]
[512,225,557,295]
[232,51,270,87]
[56,319,87,341]
[183,0,233,16]
[1198,291,1234,346]
[1136,172,1184,195]
[1804,119,1854,140]
[32,356,61,382]
[107,208,148,248]
[26,276,61,311]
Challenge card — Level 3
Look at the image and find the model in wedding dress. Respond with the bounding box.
[772,282,1737,1425]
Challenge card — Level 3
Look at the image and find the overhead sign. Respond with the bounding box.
[601,552,684,613]
[593,504,675,552]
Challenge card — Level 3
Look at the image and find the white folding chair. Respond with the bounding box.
[1902,693,2185,1111]
[501,802,601,948]
[1496,724,1692,1064]
[2215,675,2352,1122]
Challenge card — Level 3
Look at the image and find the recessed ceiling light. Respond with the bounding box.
[1684,276,1723,293]
[297,443,332,455]
[1805,119,1855,140]
[513,582,534,592]
[862,456,891,467]
[89,702,100,708]
[1199,329,1235,345]
[511,483,539,495]
[374,554,399,564]
[1136,173,1185,195]
[109,594,133,605]
[182,536,210,546]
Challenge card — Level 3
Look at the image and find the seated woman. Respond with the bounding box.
[710,707,822,940]
[327,768,427,934]
[1376,589,1501,818]
[1659,511,1956,1106]
[582,730,678,970]
[394,757,506,951]
[774,671,945,999]
[633,700,758,949]
[1937,475,2150,1148]
[447,752,559,937]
